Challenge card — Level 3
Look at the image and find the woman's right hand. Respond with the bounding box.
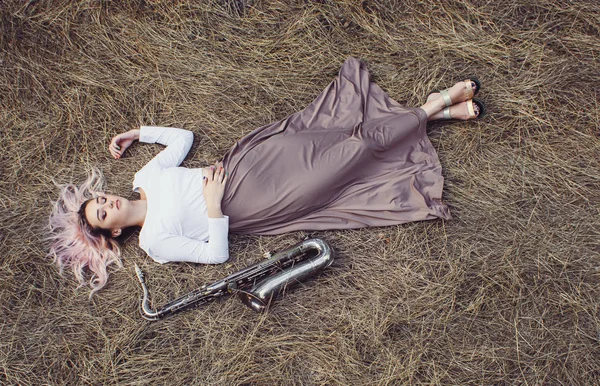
[109,129,140,159]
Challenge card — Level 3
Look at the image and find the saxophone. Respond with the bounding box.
[134,238,334,320]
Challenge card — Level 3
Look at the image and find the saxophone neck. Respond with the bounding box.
[135,264,161,321]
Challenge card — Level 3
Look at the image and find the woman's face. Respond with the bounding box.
[84,194,130,236]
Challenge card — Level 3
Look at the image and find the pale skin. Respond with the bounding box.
[84,80,478,235]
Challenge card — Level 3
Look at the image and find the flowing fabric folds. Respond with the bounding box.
[221,57,450,235]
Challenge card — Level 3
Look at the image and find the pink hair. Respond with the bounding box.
[47,168,122,296]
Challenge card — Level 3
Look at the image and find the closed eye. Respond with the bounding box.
[96,196,108,222]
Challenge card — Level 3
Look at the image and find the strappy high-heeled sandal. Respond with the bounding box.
[428,77,481,106]
[441,98,486,120]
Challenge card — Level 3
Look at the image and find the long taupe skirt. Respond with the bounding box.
[221,57,450,235]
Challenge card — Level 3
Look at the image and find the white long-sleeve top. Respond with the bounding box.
[132,126,229,264]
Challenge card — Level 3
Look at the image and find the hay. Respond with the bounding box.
[1,0,599,384]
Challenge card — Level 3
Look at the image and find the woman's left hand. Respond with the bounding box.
[203,162,228,218]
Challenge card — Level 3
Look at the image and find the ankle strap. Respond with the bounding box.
[439,89,452,107]
[442,107,452,119]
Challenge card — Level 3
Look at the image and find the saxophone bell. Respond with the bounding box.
[237,238,334,312]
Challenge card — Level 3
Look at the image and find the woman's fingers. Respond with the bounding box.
[109,143,117,158]
[109,135,122,158]
[110,142,121,158]
[217,166,227,183]
[206,166,227,183]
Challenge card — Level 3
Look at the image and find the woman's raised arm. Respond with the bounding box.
[109,129,140,159]
[110,126,194,170]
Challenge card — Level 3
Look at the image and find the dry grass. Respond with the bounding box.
[1,0,600,385]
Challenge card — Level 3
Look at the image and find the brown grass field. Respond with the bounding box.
[1,0,600,385]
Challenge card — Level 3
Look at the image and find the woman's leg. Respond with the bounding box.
[419,92,448,119]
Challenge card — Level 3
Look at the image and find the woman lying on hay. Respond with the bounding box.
[48,57,485,295]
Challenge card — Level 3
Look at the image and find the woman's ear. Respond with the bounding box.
[111,228,122,237]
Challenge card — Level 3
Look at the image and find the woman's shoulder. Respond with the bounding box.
[132,163,160,191]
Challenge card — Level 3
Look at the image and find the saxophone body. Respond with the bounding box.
[135,238,334,320]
